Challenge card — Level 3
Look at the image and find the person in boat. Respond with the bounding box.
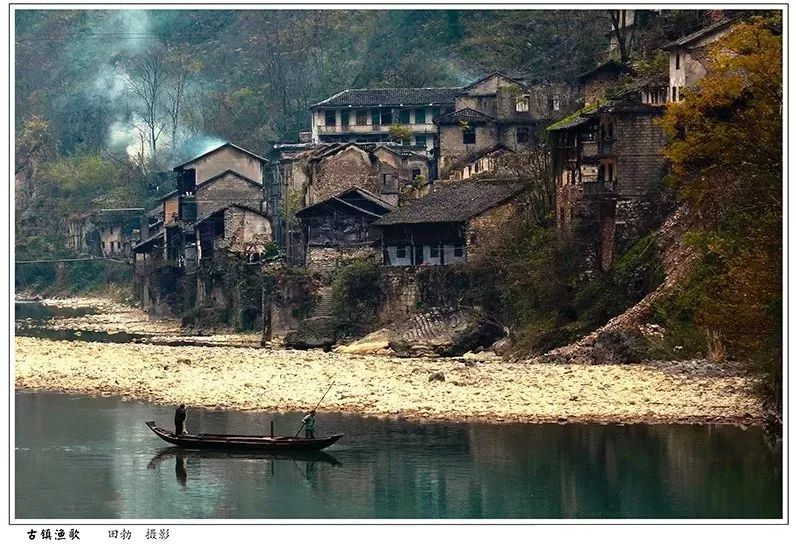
[302,410,316,439]
[175,403,187,436]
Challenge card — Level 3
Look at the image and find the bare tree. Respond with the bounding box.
[501,145,555,228]
[606,9,637,64]
[127,50,168,167]
[164,51,199,153]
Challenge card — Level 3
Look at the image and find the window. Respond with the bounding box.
[371,110,381,125]
[517,126,531,144]
[548,96,560,111]
[430,245,439,258]
[607,122,614,139]
[607,163,614,182]
[340,110,350,127]
[672,86,678,102]
[675,53,680,70]
[411,168,422,180]
[324,110,336,126]
[453,246,464,257]
[356,110,367,125]
[463,126,476,144]
[399,109,411,124]
[414,108,426,124]
[381,108,393,124]
[396,246,407,258]
[415,134,427,147]
[515,95,529,112]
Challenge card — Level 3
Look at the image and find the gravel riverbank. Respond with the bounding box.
[15,336,762,425]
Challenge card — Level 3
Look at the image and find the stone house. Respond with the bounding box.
[548,96,667,271]
[295,187,393,276]
[133,142,273,314]
[664,17,738,103]
[578,60,631,107]
[194,204,273,265]
[309,88,458,151]
[172,142,268,187]
[373,180,526,266]
[267,142,431,263]
[67,208,144,258]
[435,73,577,178]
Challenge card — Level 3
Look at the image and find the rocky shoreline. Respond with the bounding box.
[13,297,764,426]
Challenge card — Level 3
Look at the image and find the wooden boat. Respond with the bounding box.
[146,421,342,451]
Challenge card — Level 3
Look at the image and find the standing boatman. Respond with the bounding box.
[301,410,317,439]
[175,403,187,435]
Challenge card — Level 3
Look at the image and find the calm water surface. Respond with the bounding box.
[15,390,782,519]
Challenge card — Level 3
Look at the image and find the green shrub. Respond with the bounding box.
[329,259,381,331]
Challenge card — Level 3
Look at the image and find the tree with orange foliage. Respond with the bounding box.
[660,15,783,422]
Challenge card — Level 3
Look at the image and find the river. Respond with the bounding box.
[14,390,782,519]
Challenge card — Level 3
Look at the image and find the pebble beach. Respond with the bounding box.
[14,297,763,426]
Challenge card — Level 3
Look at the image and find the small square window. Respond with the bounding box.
[414,108,426,124]
[430,246,439,258]
[415,134,427,147]
[399,109,411,124]
[463,127,476,145]
[396,246,407,258]
[515,95,529,112]
[356,110,367,125]
[324,110,336,126]
[411,168,422,179]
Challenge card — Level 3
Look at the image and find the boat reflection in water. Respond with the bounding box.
[146,447,341,487]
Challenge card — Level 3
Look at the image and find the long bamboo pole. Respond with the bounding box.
[294,380,336,438]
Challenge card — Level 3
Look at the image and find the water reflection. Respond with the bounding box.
[15,390,782,519]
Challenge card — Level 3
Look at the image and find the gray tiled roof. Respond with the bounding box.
[296,186,394,219]
[311,87,460,108]
[373,180,526,226]
[664,18,738,50]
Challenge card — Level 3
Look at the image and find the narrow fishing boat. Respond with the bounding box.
[145,421,343,451]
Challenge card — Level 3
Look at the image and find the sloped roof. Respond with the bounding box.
[546,103,601,132]
[196,169,263,189]
[296,187,394,219]
[132,231,164,253]
[373,181,525,226]
[434,107,496,125]
[194,203,270,227]
[311,88,460,108]
[578,60,631,83]
[173,142,268,170]
[158,189,179,202]
[664,17,738,50]
[458,72,527,93]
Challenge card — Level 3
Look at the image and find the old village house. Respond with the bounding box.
[67,208,145,259]
[435,73,577,180]
[133,142,273,313]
